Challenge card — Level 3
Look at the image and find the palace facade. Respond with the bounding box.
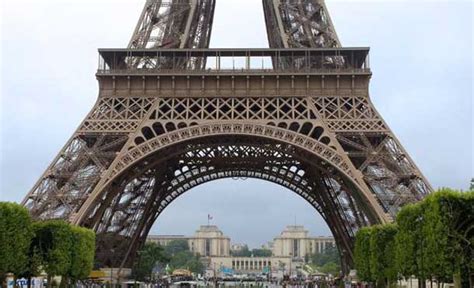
[148,225,231,257]
[147,224,335,273]
[272,225,336,259]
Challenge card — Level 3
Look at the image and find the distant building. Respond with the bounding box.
[148,225,230,257]
[272,225,336,259]
[147,235,189,247]
[189,225,231,257]
[210,256,293,274]
[147,224,335,275]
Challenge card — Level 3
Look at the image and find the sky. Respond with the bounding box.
[1,0,472,248]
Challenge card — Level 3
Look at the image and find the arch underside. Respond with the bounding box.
[81,135,380,268]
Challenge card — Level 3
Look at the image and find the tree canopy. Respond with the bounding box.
[69,226,96,282]
[354,227,373,282]
[164,239,189,256]
[395,203,423,280]
[0,203,33,281]
[133,242,169,281]
[369,224,398,286]
[33,220,74,279]
[309,246,340,267]
[231,245,272,257]
[306,245,341,277]
[355,189,474,288]
[169,251,204,274]
[421,189,473,285]
[0,203,96,286]
[250,248,272,257]
[231,245,251,257]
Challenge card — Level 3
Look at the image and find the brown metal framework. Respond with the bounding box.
[22,0,431,271]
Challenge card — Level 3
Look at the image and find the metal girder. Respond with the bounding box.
[128,0,215,50]
[263,0,340,49]
[127,0,215,69]
[22,135,127,221]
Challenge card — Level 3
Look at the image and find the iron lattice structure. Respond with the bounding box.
[23,0,431,270]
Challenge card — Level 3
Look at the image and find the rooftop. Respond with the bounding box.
[197,225,221,231]
[147,235,187,239]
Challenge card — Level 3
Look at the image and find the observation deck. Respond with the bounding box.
[97,48,371,76]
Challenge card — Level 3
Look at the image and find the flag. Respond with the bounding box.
[208,214,213,220]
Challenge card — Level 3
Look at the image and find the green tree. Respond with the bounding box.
[183,255,205,274]
[22,246,43,288]
[395,203,423,281]
[68,226,96,283]
[320,262,340,276]
[169,251,204,274]
[469,178,474,191]
[422,191,452,283]
[0,202,33,284]
[369,224,398,287]
[354,227,373,283]
[164,239,189,256]
[33,220,73,287]
[231,245,251,257]
[310,246,340,267]
[133,242,169,281]
[251,248,272,257]
[422,189,474,287]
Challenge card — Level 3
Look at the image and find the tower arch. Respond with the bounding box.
[76,128,385,269]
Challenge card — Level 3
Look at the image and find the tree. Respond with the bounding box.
[26,222,95,286]
[395,203,423,281]
[469,178,474,191]
[369,224,398,287]
[169,251,204,274]
[182,255,205,274]
[310,245,340,267]
[422,191,453,283]
[251,248,272,257]
[69,226,96,283]
[231,245,251,257]
[353,189,473,288]
[307,245,341,277]
[421,189,474,287]
[133,242,169,281]
[0,202,33,283]
[354,227,373,283]
[394,189,473,287]
[164,239,189,256]
[33,220,74,287]
[21,222,45,288]
[320,262,340,276]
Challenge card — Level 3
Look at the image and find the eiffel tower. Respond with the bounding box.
[22,0,432,270]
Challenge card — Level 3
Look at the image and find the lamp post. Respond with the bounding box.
[289,252,292,278]
[110,248,116,287]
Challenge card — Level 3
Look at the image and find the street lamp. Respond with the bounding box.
[289,252,292,277]
[110,248,115,287]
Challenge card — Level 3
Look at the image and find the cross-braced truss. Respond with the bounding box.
[22,0,432,272]
[263,0,340,49]
[129,0,215,50]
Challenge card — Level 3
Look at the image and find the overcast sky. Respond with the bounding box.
[1,0,472,248]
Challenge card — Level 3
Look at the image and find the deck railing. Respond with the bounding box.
[97,48,371,74]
